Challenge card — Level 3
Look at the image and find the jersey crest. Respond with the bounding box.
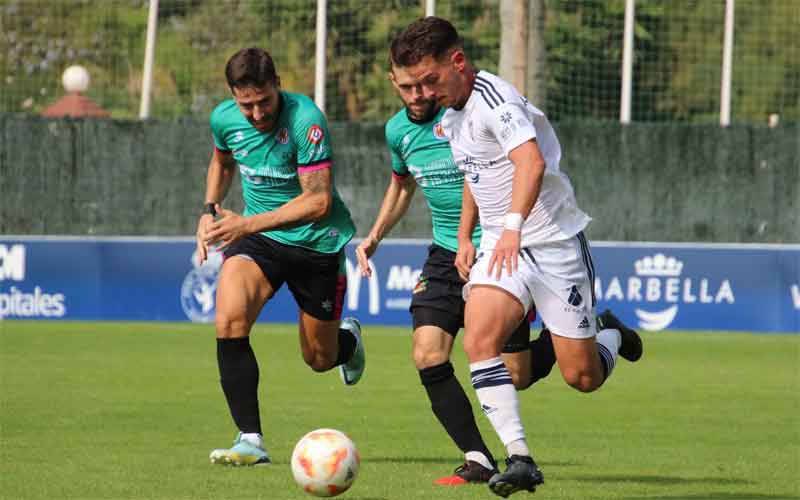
[432,122,447,140]
[307,124,324,144]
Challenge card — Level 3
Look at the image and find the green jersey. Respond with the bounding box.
[210,91,355,254]
[385,107,480,252]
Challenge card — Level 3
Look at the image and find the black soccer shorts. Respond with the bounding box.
[223,233,346,321]
[410,244,532,352]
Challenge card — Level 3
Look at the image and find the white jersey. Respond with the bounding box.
[441,70,590,249]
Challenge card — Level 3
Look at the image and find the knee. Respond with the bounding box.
[508,369,533,391]
[561,368,602,393]
[302,345,336,372]
[412,344,449,370]
[215,311,249,339]
[303,351,336,372]
[462,334,499,361]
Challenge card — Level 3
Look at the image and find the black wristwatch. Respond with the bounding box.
[204,203,217,217]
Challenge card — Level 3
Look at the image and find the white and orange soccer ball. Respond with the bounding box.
[290,429,360,497]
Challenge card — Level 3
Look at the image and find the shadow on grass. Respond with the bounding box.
[571,474,753,486]
[364,456,580,467]
[623,494,798,500]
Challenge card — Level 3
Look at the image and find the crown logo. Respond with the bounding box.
[634,254,683,277]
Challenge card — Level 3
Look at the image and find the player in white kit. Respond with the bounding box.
[390,17,643,498]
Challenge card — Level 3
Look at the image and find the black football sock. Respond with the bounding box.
[333,327,357,366]
[528,328,557,388]
[420,362,496,468]
[217,337,262,434]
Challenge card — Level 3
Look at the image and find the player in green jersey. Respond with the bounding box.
[196,48,365,466]
[354,54,556,485]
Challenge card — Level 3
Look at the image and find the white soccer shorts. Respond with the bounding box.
[463,232,598,339]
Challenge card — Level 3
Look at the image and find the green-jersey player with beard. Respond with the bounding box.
[196,48,366,467]
[354,53,557,487]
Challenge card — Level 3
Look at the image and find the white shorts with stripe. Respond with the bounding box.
[463,232,598,339]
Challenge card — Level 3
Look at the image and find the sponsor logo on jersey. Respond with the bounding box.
[500,111,513,124]
[276,127,289,144]
[594,253,735,331]
[432,122,447,140]
[307,124,324,144]
[233,131,245,143]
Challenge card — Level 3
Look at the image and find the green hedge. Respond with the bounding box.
[1,114,797,242]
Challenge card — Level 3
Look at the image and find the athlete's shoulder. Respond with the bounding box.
[283,91,324,121]
[386,107,408,129]
[472,70,521,112]
[385,107,410,140]
[210,99,240,128]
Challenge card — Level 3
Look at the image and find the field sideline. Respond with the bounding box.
[1,320,798,500]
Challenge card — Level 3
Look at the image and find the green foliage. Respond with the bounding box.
[1,0,148,117]
[1,0,797,122]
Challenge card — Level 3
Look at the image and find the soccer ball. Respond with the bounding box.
[291,429,360,497]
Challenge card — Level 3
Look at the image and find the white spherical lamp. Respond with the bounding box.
[62,65,90,93]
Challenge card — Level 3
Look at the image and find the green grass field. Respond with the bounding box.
[1,320,798,500]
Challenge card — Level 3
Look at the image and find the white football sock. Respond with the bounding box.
[596,328,620,379]
[465,451,494,470]
[470,357,526,447]
[241,432,263,448]
[506,438,531,457]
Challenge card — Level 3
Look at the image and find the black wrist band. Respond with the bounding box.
[204,203,217,216]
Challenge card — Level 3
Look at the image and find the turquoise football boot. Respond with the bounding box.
[338,317,365,386]
[209,432,270,466]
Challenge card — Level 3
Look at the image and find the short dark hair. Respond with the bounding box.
[225,48,278,89]
[390,17,463,68]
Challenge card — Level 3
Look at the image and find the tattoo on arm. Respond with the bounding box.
[299,168,332,194]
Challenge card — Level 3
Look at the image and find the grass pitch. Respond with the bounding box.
[1,320,798,500]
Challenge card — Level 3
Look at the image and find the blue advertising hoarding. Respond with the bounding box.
[1,237,797,333]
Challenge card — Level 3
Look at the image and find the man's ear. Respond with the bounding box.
[451,49,466,73]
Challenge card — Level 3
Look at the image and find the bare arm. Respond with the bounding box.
[488,139,545,279]
[507,139,545,220]
[195,148,236,263]
[204,166,335,251]
[204,147,237,206]
[244,167,334,233]
[367,175,417,242]
[455,181,479,281]
[355,174,416,276]
[457,181,479,246]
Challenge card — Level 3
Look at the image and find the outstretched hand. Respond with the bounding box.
[195,212,215,264]
[355,235,379,277]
